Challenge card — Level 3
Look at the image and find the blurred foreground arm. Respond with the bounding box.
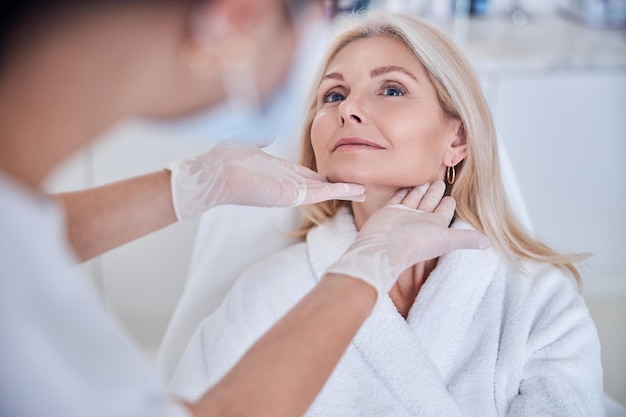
[57,169,176,262]
[57,143,365,261]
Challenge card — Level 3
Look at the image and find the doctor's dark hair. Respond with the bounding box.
[296,11,587,286]
[0,0,181,74]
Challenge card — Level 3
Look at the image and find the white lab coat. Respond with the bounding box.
[0,173,189,417]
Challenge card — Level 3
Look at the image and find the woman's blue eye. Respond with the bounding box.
[382,87,404,97]
[323,91,345,103]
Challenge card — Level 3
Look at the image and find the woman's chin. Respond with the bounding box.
[325,172,399,191]
[325,169,373,186]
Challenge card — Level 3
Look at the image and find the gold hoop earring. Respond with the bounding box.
[446,165,456,185]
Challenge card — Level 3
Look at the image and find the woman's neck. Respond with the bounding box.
[351,184,438,319]
[389,260,438,318]
[351,185,400,230]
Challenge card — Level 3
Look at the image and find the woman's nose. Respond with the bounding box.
[338,97,367,127]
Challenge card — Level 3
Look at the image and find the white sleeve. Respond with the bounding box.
[508,272,606,416]
[0,217,195,417]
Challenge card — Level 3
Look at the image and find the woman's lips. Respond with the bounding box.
[332,137,385,152]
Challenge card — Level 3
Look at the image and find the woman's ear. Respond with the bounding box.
[444,119,468,166]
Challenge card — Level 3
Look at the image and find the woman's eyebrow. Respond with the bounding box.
[370,65,417,82]
[322,72,344,81]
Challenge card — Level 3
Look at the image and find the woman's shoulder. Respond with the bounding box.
[504,259,579,298]
[237,241,312,286]
[452,218,582,303]
[499,259,591,329]
[191,241,315,346]
[227,241,316,316]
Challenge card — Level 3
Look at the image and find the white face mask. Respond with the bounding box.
[144,17,333,149]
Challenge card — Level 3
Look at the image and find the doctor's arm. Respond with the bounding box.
[56,143,365,262]
[186,273,376,417]
[57,169,176,262]
[183,186,489,417]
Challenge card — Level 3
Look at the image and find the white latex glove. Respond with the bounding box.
[325,181,490,304]
[166,143,365,221]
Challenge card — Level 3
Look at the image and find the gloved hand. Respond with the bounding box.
[166,143,365,221]
[325,181,490,305]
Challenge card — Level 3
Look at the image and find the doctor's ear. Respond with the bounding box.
[184,0,287,66]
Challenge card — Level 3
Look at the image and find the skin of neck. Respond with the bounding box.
[351,184,439,318]
[350,184,399,230]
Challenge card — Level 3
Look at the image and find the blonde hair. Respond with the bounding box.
[296,11,587,285]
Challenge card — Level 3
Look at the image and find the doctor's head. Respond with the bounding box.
[298,11,501,235]
[0,0,324,121]
[0,0,327,184]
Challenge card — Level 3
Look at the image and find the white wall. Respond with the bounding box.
[490,71,626,296]
[485,71,626,403]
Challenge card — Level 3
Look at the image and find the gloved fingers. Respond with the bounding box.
[417,180,446,212]
[296,181,366,206]
[433,195,457,225]
[289,164,366,203]
[443,229,491,251]
[385,188,410,206]
[400,183,430,209]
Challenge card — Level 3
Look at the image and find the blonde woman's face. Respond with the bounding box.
[311,36,459,188]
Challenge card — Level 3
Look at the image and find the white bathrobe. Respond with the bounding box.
[169,208,605,416]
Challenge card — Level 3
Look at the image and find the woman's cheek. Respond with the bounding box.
[312,148,328,177]
[310,116,332,175]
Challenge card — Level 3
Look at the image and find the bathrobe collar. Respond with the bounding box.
[306,208,501,414]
